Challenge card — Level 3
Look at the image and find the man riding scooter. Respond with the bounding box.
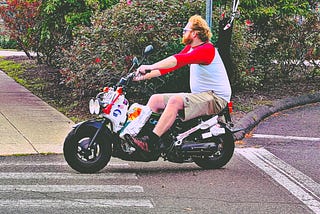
[130,15,232,152]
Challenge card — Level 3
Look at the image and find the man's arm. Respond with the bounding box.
[134,45,192,81]
[138,56,177,73]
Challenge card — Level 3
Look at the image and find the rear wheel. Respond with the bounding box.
[63,126,112,173]
[194,132,235,169]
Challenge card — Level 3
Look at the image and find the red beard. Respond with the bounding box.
[182,34,192,45]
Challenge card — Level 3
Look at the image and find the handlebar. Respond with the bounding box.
[115,45,154,88]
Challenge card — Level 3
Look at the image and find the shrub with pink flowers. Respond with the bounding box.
[231,0,320,91]
[57,0,205,103]
[2,0,318,101]
[56,0,319,102]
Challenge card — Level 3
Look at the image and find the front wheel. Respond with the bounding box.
[194,132,235,169]
[63,126,112,173]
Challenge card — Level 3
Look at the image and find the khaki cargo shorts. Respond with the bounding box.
[162,91,228,121]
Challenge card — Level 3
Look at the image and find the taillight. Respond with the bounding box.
[228,102,233,113]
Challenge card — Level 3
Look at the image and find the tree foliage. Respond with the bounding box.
[0,0,41,59]
[0,0,120,64]
[37,0,120,65]
[37,0,99,64]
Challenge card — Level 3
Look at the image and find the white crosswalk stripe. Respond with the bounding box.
[236,148,320,214]
[0,160,154,210]
[0,199,154,208]
[0,185,144,193]
[0,172,138,179]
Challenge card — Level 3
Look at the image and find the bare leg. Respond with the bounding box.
[152,96,184,137]
[147,94,166,112]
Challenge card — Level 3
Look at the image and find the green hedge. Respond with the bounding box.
[57,0,207,103]
[57,0,319,104]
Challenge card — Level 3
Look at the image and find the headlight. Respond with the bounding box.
[89,99,100,115]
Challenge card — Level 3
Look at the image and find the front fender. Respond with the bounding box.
[72,119,114,140]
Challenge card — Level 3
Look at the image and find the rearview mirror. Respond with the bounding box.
[143,45,153,56]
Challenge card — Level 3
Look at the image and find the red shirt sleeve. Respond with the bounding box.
[159,43,215,75]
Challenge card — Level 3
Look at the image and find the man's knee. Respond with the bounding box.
[149,94,161,102]
[167,96,184,109]
[147,94,165,111]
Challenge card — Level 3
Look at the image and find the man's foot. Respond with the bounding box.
[125,135,152,152]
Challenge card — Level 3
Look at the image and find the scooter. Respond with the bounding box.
[63,45,240,173]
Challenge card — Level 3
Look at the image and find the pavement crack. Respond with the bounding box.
[0,111,40,154]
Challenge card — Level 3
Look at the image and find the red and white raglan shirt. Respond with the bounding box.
[159,43,232,102]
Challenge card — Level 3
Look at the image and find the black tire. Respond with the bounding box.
[194,132,235,169]
[63,126,112,173]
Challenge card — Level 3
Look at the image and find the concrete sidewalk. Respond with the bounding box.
[0,70,74,155]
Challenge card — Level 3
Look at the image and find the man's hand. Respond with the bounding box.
[133,73,146,81]
[136,65,152,74]
[133,66,161,81]
[133,65,152,81]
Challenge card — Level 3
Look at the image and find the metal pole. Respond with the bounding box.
[206,0,213,28]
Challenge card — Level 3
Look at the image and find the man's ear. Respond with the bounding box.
[191,31,197,38]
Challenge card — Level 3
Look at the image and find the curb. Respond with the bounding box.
[234,91,320,140]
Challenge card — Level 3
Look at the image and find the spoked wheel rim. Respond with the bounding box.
[77,137,101,163]
[63,126,112,173]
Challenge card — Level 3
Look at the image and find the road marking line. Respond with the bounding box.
[236,148,320,214]
[0,172,137,179]
[252,134,320,142]
[0,185,144,193]
[0,199,154,208]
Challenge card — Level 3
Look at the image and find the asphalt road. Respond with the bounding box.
[243,102,320,184]
[241,102,320,214]
[0,103,319,214]
[0,154,313,214]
